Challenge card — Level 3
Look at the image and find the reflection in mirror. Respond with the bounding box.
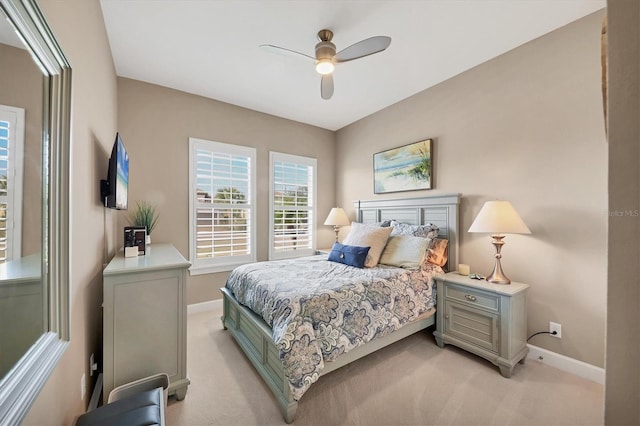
[0,0,70,424]
[0,5,44,380]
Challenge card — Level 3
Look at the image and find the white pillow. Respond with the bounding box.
[379,235,429,269]
[343,222,393,267]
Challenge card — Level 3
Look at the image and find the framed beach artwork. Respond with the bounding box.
[374,139,433,194]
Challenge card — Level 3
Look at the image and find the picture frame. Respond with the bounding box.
[134,229,147,255]
[124,225,146,255]
[373,138,433,194]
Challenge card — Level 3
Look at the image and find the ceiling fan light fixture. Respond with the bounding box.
[315,59,335,75]
[262,28,391,99]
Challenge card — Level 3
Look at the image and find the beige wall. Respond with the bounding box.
[0,43,43,256]
[336,11,608,367]
[23,0,119,424]
[116,78,336,304]
[605,1,640,424]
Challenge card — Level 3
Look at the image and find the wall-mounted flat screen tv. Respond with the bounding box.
[100,133,129,210]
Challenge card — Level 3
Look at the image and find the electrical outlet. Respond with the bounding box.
[81,373,86,400]
[549,321,562,338]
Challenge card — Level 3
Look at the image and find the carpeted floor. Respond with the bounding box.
[166,304,603,426]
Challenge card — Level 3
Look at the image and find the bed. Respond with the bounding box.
[220,194,460,423]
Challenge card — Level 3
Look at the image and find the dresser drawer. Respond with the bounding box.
[445,301,499,353]
[444,283,500,312]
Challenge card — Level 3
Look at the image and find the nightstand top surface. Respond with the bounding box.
[438,271,529,295]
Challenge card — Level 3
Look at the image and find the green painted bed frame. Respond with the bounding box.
[220,194,460,423]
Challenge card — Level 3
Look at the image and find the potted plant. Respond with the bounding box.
[128,201,159,244]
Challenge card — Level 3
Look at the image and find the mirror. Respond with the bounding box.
[0,5,44,380]
[0,0,70,423]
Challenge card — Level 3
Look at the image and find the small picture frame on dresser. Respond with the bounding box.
[134,229,146,255]
[125,226,146,255]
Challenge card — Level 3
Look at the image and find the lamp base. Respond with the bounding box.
[486,261,511,284]
[486,235,511,284]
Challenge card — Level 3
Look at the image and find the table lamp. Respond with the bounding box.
[324,207,350,242]
[468,200,530,284]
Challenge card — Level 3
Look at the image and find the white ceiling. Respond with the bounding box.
[99,0,605,131]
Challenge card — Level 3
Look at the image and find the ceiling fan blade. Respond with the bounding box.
[334,36,391,63]
[260,44,315,62]
[321,74,334,100]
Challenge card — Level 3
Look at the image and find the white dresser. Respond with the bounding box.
[103,243,191,400]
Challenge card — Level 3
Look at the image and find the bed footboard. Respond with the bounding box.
[221,287,297,423]
[221,287,436,423]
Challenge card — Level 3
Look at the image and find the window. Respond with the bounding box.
[269,152,316,260]
[189,138,256,274]
[0,105,25,264]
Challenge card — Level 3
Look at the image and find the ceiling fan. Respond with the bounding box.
[261,29,391,100]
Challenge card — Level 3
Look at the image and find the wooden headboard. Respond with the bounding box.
[354,193,461,271]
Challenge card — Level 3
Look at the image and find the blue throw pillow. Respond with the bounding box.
[327,242,371,268]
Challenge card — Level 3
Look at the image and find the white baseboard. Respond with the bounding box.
[187,299,221,315]
[527,344,605,385]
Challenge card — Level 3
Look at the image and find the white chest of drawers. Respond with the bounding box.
[103,243,191,400]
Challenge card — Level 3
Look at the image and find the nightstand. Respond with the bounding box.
[433,272,529,378]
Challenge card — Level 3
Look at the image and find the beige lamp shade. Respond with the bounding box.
[324,208,350,226]
[468,201,531,235]
[324,207,350,242]
[468,200,530,284]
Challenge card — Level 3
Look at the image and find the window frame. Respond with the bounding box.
[269,151,317,260]
[0,105,25,263]
[188,137,256,274]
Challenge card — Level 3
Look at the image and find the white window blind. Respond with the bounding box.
[189,138,256,274]
[269,152,316,260]
[0,106,25,264]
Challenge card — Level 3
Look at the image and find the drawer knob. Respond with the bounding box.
[465,294,477,302]
[444,315,449,319]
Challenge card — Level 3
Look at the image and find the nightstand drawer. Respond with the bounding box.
[445,301,499,353]
[445,283,500,312]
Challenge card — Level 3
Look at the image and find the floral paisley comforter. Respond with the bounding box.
[225,254,442,401]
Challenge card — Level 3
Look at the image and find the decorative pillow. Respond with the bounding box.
[343,222,393,267]
[327,242,371,268]
[390,220,439,239]
[370,220,391,227]
[426,238,448,267]
[378,235,429,269]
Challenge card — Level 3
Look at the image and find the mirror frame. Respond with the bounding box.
[0,0,70,423]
